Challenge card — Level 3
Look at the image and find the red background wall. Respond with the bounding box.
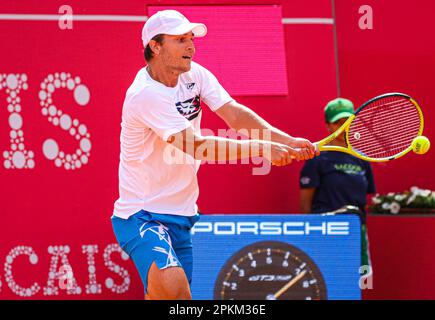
[335,0,435,299]
[0,0,434,299]
[335,0,435,196]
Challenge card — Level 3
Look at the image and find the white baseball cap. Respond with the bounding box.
[142,10,207,47]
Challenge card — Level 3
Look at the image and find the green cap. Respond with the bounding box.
[324,98,354,123]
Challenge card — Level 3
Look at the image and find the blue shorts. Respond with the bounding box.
[111,210,200,294]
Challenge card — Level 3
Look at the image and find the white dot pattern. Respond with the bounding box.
[1,74,34,170]
[43,245,81,296]
[4,246,41,296]
[103,244,130,294]
[39,73,91,170]
[82,245,102,295]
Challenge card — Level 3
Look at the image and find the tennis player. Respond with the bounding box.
[112,9,318,300]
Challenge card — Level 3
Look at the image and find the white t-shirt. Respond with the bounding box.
[113,61,233,219]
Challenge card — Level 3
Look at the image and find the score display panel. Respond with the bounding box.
[191,214,361,300]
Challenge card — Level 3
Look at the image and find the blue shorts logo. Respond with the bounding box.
[139,221,180,268]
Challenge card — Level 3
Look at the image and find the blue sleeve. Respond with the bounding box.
[299,159,320,189]
[365,162,376,194]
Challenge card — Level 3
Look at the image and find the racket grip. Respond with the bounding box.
[289,144,319,160]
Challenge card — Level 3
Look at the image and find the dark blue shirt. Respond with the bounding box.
[299,151,376,215]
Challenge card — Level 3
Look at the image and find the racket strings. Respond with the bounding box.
[350,106,419,155]
[348,97,421,159]
[349,100,419,156]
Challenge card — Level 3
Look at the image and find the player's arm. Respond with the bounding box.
[167,126,305,166]
[215,100,319,159]
[299,188,316,213]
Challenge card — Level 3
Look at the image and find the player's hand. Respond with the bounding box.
[264,142,294,166]
[286,137,319,158]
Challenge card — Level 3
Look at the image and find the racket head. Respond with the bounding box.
[345,93,424,162]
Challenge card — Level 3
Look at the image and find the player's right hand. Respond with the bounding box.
[287,145,314,161]
[265,142,318,166]
[265,143,294,166]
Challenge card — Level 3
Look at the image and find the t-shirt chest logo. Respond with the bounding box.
[175,95,201,121]
[334,163,364,175]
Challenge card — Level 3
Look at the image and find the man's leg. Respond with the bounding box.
[113,213,195,300]
[127,220,189,300]
[145,262,191,300]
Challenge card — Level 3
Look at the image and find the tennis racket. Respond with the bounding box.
[316,93,424,162]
